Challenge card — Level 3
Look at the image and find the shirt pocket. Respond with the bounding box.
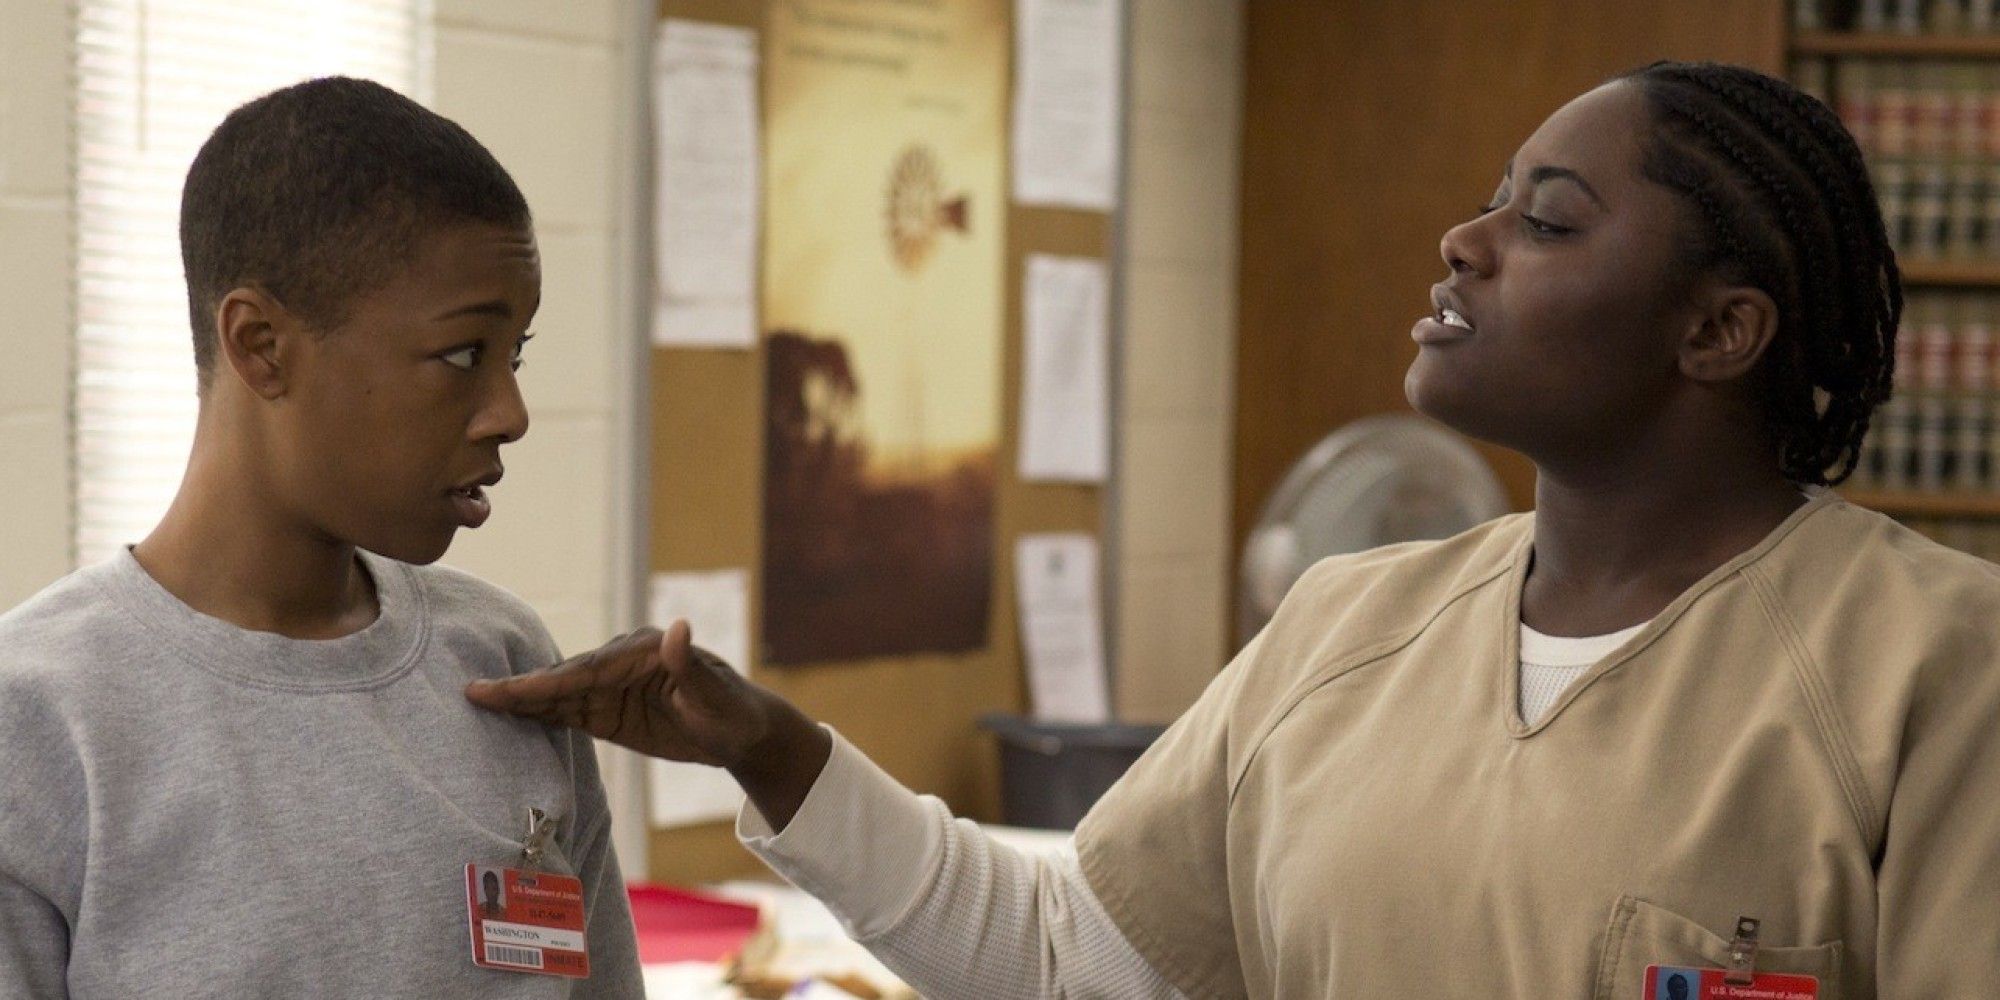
[1592,895,1843,1000]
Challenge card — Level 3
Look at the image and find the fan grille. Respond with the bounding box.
[1237,416,1509,644]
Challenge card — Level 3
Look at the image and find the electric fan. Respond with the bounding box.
[1237,414,1510,645]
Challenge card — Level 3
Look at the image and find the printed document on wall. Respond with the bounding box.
[1012,0,1122,210]
[645,569,751,827]
[653,19,759,348]
[1020,254,1110,482]
[1016,533,1110,724]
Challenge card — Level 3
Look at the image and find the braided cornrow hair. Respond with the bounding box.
[1623,61,1902,486]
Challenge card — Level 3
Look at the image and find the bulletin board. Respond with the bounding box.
[650,0,1112,884]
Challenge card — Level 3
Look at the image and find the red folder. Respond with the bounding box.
[626,883,764,965]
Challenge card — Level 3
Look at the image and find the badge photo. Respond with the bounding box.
[465,863,591,979]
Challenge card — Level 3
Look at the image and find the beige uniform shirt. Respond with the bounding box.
[1077,495,2000,999]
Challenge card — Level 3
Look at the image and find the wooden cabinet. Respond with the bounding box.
[1231,1,1787,556]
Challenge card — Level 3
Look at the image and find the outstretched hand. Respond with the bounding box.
[465,621,755,766]
[464,622,832,828]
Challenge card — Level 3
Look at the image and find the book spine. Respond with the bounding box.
[1895,0,1926,34]
[1932,0,1969,33]
[1795,0,1822,31]
[1838,59,1876,155]
[1915,295,1956,492]
[1954,297,1992,491]
[1795,57,1832,107]
[1880,306,1922,490]
[1988,306,2000,490]
[1860,0,1891,32]
[1973,0,1999,32]
[1879,62,1913,161]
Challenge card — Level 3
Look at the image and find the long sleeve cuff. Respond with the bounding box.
[735,726,945,939]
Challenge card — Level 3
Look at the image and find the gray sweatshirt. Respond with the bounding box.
[0,549,644,998]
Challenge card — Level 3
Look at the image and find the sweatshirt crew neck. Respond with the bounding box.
[98,547,429,693]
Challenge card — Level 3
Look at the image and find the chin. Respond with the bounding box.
[1404,360,1466,427]
[1405,363,1509,450]
[360,530,457,567]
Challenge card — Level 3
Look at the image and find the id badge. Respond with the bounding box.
[466,863,590,978]
[1644,965,1819,999]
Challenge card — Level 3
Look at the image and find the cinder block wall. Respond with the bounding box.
[430,0,649,872]
[0,0,76,610]
[1114,0,1245,722]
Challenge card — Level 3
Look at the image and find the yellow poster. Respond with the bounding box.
[761,0,1007,664]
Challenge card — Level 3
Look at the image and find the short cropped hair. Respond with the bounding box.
[179,76,531,384]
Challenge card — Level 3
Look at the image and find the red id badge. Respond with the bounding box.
[1644,965,1819,999]
[466,863,590,978]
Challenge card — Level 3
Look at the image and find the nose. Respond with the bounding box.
[1438,215,1495,278]
[472,367,530,444]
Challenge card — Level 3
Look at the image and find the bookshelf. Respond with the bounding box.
[1794,30,2000,56]
[1792,1,2000,558]
[1900,256,2000,283]
[1840,487,2000,515]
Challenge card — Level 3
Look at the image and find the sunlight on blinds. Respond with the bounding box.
[73,0,430,564]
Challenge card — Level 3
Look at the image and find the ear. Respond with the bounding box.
[1678,282,1779,384]
[213,286,296,400]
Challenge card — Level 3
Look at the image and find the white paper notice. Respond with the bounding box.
[1012,0,1123,210]
[645,568,751,828]
[653,20,759,348]
[1015,533,1110,724]
[1020,255,1110,482]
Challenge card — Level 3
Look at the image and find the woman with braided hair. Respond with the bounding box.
[469,62,1998,997]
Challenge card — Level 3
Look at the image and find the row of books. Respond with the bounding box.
[1795,59,1998,160]
[1792,57,2000,259]
[1796,0,2000,33]
[1791,2,2000,551]
[1895,515,2000,560]
[1852,291,2000,490]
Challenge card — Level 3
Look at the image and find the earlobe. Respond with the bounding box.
[215,287,291,399]
[1679,285,1779,383]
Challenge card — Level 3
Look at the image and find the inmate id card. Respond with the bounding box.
[1645,965,1818,999]
[466,864,589,978]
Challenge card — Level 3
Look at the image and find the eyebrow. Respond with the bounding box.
[1505,161,1607,210]
[430,297,540,323]
[431,300,512,322]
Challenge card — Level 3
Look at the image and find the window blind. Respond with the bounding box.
[72,0,430,565]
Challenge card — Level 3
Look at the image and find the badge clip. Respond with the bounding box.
[1724,916,1761,986]
[520,806,562,870]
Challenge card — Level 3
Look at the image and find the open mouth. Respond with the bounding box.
[1429,284,1477,335]
[448,483,494,528]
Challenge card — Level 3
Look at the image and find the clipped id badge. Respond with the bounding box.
[1644,965,1818,999]
[466,808,589,979]
[1643,916,1817,999]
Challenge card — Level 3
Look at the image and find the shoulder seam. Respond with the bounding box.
[1226,555,1517,804]
[1743,564,1879,843]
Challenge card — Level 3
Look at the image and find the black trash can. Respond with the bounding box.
[978,713,1168,830]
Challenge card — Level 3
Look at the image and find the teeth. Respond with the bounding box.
[1440,308,1473,330]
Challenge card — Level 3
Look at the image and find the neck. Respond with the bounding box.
[131,415,378,639]
[1523,419,1805,636]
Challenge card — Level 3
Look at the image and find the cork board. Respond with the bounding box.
[649,0,1111,883]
